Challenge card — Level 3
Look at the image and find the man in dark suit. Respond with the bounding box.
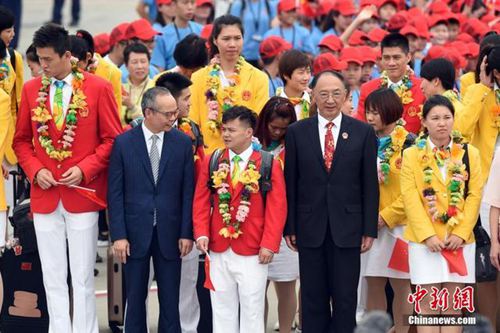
[284,71,379,333]
[108,86,195,333]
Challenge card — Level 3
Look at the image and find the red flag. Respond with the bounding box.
[388,238,409,273]
[74,187,107,209]
[203,254,215,291]
[441,248,468,276]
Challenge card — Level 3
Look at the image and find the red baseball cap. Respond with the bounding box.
[462,18,490,40]
[456,33,475,43]
[196,0,213,7]
[447,48,467,70]
[313,53,347,75]
[334,0,357,16]
[427,1,450,15]
[360,0,378,8]
[109,22,130,47]
[278,0,297,13]
[378,0,398,8]
[259,36,292,59]
[358,46,378,63]
[340,47,363,65]
[126,18,161,41]
[157,0,172,4]
[348,30,368,46]
[424,45,448,62]
[299,2,317,18]
[367,28,388,43]
[318,35,343,52]
[400,25,418,38]
[318,1,335,16]
[386,12,408,31]
[467,42,480,58]
[428,15,449,29]
[93,33,110,55]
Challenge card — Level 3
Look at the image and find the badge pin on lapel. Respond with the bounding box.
[342,132,348,140]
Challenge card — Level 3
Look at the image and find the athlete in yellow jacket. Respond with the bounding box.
[94,53,124,125]
[189,59,269,153]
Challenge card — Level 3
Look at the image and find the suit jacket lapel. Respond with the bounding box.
[329,115,352,175]
[132,126,155,185]
[307,116,328,174]
[158,130,173,182]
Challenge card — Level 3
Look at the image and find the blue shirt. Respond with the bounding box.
[142,0,158,22]
[309,25,324,54]
[230,0,277,61]
[151,21,203,70]
[267,75,283,97]
[120,64,159,83]
[351,88,360,112]
[264,24,315,54]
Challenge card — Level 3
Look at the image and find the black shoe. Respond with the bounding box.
[69,20,79,27]
[94,268,99,276]
[96,253,103,263]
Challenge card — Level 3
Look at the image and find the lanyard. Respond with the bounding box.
[247,0,262,32]
[264,69,276,94]
[279,26,295,47]
[173,22,193,42]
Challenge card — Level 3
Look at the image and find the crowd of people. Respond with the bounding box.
[1,0,500,332]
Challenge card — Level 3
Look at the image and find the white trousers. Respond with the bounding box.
[33,201,98,333]
[210,248,268,333]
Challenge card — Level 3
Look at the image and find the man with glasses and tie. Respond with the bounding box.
[108,86,194,333]
[355,33,425,134]
[13,24,122,333]
[284,70,379,333]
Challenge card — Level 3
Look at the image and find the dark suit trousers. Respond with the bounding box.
[124,227,182,333]
[298,224,360,333]
[52,0,80,23]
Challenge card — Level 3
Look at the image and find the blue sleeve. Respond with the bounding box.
[151,35,167,69]
[149,65,159,78]
[120,65,129,83]
[300,28,315,54]
[229,0,243,16]
[192,22,203,35]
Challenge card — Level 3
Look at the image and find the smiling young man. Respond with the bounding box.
[193,106,286,333]
[13,23,122,333]
[356,33,425,134]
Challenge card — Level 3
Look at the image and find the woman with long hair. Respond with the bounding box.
[255,96,298,333]
[189,14,269,153]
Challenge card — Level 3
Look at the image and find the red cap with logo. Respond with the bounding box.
[313,53,348,75]
[318,34,344,52]
[126,18,161,40]
[278,0,297,13]
[109,22,130,47]
[259,36,292,59]
[93,33,110,55]
[340,47,363,65]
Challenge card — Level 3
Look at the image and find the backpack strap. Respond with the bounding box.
[189,120,204,150]
[462,143,470,200]
[259,150,273,207]
[207,149,224,207]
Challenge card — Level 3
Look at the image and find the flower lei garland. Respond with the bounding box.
[211,150,261,239]
[416,133,466,228]
[378,121,408,185]
[205,56,244,132]
[380,71,413,105]
[178,118,196,141]
[276,87,310,120]
[32,62,87,162]
[0,59,9,82]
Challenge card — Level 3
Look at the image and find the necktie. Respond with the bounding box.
[150,134,160,184]
[231,155,242,187]
[324,122,335,172]
[150,134,160,226]
[53,80,65,130]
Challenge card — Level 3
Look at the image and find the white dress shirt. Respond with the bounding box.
[318,112,342,156]
[142,122,164,157]
[229,144,254,177]
[387,78,403,89]
[428,137,453,181]
[49,73,73,117]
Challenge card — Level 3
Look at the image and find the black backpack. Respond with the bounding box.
[207,149,273,206]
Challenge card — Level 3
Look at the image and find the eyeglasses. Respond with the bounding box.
[317,90,345,101]
[150,108,179,118]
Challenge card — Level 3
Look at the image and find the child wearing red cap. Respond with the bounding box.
[263,0,315,55]
[357,33,425,134]
[340,47,363,112]
[428,16,450,46]
[153,0,176,30]
[259,36,292,97]
[194,0,215,25]
[276,49,312,120]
